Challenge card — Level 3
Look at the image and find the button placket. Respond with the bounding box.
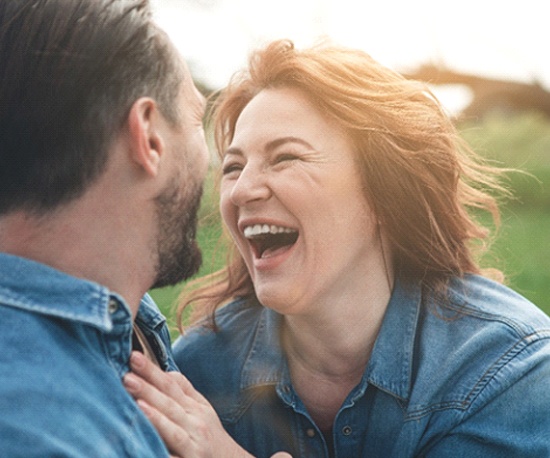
[104,297,132,376]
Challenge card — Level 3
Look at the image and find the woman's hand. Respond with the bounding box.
[123,351,291,458]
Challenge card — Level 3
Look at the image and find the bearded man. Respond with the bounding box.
[0,0,208,455]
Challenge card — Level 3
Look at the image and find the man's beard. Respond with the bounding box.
[151,176,203,289]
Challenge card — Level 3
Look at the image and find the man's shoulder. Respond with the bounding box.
[0,304,168,457]
[0,303,108,405]
[0,253,115,329]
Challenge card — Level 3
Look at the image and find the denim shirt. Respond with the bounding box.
[0,253,177,457]
[174,274,550,457]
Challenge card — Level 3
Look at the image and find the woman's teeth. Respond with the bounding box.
[243,224,296,238]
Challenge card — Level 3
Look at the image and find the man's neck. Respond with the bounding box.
[0,203,154,318]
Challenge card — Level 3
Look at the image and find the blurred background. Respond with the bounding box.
[148,0,550,333]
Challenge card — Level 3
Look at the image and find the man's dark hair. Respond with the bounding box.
[0,0,184,214]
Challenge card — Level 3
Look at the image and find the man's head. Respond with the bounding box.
[0,0,184,214]
[0,0,209,289]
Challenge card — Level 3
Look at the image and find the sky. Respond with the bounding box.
[151,0,548,113]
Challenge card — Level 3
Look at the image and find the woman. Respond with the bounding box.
[125,39,550,457]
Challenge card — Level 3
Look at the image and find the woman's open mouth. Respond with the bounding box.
[243,224,299,259]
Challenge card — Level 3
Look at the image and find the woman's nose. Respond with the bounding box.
[229,165,271,206]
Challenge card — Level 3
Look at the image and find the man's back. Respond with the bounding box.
[0,0,208,453]
[0,254,173,456]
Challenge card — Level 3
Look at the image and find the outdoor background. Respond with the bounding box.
[147,0,550,334]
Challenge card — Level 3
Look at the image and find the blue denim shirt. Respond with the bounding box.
[0,253,177,457]
[174,274,550,457]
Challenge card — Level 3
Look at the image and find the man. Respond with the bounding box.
[0,0,208,455]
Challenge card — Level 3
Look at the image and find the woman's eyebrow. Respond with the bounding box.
[224,136,313,158]
[265,136,313,152]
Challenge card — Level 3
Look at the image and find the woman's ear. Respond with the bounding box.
[126,97,164,177]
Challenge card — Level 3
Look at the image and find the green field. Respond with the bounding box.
[479,206,550,308]
[150,112,550,335]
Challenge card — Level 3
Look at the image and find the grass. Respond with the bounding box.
[150,112,550,335]
[458,112,550,314]
[459,111,550,208]
[482,206,550,315]
[480,206,550,311]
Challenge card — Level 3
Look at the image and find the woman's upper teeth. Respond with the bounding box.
[244,224,296,238]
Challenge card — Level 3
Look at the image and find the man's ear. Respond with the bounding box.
[127,97,165,177]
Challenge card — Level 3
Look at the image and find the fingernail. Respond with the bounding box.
[137,399,153,417]
[130,351,146,369]
[123,373,141,392]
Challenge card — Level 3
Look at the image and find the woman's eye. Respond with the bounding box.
[274,153,299,164]
[222,163,243,175]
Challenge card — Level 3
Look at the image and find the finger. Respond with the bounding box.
[165,371,212,407]
[271,453,293,458]
[129,351,208,406]
[123,372,193,429]
[129,352,189,401]
[137,400,195,457]
[165,369,203,400]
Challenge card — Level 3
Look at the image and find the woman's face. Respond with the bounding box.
[220,87,384,316]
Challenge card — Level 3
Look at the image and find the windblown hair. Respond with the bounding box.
[0,0,184,214]
[178,39,507,330]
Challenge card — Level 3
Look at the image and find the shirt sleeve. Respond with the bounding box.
[423,335,550,457]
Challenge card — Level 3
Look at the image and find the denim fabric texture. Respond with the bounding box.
[0,253,176,457]
[174,274,550,458]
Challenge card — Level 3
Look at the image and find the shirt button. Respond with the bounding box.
[108,299,118,314]
[342,425,352,436]
[306,428,315,438]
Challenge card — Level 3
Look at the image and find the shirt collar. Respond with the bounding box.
[135,292,168,330]
[241,305,288,391]
[239,277,421,402]
[365,277,421,401]
[0,253,157,333]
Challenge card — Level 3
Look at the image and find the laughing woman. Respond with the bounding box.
[127,40,550,457]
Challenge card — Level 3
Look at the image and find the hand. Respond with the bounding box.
[123,352,292,458]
